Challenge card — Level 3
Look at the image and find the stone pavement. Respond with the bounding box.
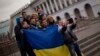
[8,20,100,56]
[76,20,100,40]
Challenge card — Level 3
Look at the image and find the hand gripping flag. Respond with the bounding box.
[23,25,71,56]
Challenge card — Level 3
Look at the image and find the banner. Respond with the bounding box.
[23,25,70,56]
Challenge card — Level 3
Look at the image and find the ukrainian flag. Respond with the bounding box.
[23,25,71,56]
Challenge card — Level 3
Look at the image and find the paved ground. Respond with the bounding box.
[76,19,100,40]
[8,19,100,56]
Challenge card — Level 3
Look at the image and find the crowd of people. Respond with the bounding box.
[14,8,82,56]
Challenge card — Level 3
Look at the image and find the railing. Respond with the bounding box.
[75,17,100,33]
[0,20,10,34]
[0,32,19,56]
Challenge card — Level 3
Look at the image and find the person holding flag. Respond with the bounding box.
[23,24,71,56]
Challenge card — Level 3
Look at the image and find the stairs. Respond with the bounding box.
[78,32,100,56]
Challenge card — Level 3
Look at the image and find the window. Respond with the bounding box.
[67,1,70,6]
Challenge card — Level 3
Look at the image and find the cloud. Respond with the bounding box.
[0,0,30,22]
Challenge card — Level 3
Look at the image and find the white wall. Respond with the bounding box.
[8,0,100,35]
[51,0,100,20]
[23,6,35,15]
[0,20,10,34]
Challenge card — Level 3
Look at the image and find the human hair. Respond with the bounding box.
[36,7,40,11]
[21,12,26,15]
[56,16,61,21]
[47,15,53,20]
[74,18,77,20]
[46,15,55,25]
[67,18,74,24]
[31,13,38,20]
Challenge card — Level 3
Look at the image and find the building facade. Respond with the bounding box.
[0,20,10,34]
[30,0,100,20]
[9,0,100,35]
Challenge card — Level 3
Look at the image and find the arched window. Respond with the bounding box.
[84,3,94,18]
[74,8,81,19]
[64,12,71,19]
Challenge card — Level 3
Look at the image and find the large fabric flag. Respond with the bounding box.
[23,25,71,56]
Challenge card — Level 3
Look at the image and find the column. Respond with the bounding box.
[63,0,68,7]
[42,3,47,14]
[75,0,78,2]
[49,0,55,13]
[58,0,63,9]
[53,0,59,11]
[38,5,42,9]
[45,1,51,14]
[35,7,38,11]
[69,0,73,5]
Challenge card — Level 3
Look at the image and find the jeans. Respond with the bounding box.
[74,43,82,56]
[67,43,82,56]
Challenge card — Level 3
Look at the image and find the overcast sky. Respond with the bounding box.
[0,0,31,22]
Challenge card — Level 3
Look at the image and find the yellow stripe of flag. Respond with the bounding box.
[33,45,71,56]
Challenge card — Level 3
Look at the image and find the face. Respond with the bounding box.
[41,20,48,28]
[30,19,36,25]
[22,13,27,18]
[58,21,64,26]
[32,14,38,20]
[42,15,46,20]
[22,21,30,28]
[37,8,43,13]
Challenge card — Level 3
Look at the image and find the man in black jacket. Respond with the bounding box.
[15,18,36,56]
[14,18,27,56]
